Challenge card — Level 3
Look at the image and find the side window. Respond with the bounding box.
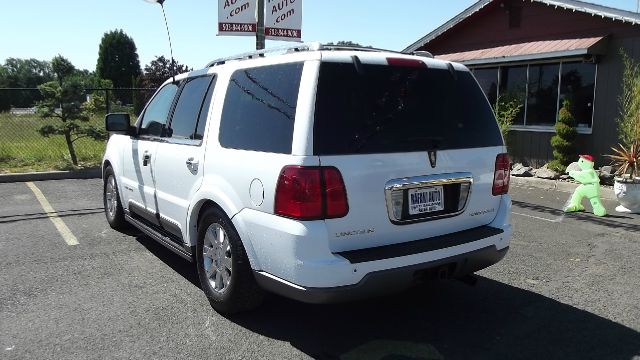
[169,75,215,141]
[219,62,303,154]
[139,83,179,137]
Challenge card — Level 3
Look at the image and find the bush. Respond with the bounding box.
[549,100,577,173]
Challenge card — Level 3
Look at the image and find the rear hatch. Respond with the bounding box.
[313,56,506,253]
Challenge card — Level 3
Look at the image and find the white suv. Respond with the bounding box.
[102,43,512,314]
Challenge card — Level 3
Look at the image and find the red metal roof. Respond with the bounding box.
[435,36,607,64]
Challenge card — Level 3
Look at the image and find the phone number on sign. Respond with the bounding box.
[220,23,256,32]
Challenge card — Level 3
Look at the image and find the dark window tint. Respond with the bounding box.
[170,76,214,140]
[499,66,527,125]
[314,62,502,156]
[473,67,499,106]
[219,63,302,153]
[139,83,179,137]
[527,63,560,126]
[560,62,595,128]
[195,77,217,140]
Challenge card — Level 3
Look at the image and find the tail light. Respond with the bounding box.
[275,166,349,220]
[492,153,510,196]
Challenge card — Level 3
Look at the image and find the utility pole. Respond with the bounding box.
[256,0,265,50]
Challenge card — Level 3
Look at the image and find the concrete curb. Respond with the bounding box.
[0,167,102,183]
[510,176,616,201]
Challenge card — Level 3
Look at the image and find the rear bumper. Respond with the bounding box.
[254,245,508,304]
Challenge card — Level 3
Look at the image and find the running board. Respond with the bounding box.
[125,214,194,262]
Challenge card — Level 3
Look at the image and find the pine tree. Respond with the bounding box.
[549,99,578,173]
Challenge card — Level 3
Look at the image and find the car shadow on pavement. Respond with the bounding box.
[133,234,200,289]
[230,278,640,360]
[513,199,640,233]
[0,207,104,224]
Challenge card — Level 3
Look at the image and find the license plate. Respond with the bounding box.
[408,186,444,215]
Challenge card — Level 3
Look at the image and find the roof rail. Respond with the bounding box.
[205,42,413,67]
[206,42,322,67]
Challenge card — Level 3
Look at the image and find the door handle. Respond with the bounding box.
[186,157,199,172]
[143,152,151,166]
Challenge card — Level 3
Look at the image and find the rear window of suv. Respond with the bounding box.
[313,62,503,155]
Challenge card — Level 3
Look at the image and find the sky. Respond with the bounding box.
[0,0,637,71]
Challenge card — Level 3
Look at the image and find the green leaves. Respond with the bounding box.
[35,56,106,166]
[617,49,640,148]
[550,99,578,169]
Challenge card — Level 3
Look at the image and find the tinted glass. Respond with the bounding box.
[560,62,595,128]
[219,63,302,154]
[139,83,179,137]
[195,77,217,140]
[170,76,213,140]
[527,63,560,126]
[499,66,527,125]
[313,62,502,156]
[473,67,498,106]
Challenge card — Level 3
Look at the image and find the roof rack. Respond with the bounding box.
[206,42,322,67]
[205,42,416,67]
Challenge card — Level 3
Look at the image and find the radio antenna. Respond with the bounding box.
[145,0,176,83]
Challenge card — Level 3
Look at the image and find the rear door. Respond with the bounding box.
[313,59,506,252]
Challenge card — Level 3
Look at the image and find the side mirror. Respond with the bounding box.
[105,113,134,135]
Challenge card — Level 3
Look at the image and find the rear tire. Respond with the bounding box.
[196,206,263,314]
[103,166,128,231]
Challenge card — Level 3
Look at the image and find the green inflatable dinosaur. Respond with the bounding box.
[565,155,607,216]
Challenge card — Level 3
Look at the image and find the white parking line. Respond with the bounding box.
[512,211,562,223]
[25,182,79,246]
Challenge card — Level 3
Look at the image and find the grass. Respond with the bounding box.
[0,112,107,173]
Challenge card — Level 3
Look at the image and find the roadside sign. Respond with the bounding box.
[264,0,302,42]
[218,0,257,36]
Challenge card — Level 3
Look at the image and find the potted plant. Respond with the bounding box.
[606,143,640,213]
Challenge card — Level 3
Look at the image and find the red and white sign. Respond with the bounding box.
[218,0,257,36]
[264,0,302,42]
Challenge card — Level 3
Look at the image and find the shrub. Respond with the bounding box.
[548,100,577,173]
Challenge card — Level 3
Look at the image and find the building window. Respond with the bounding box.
[526,63,560,126]
[471,60,596,131]
[473,67,499,106]
[499,65,527,125]
[560,62,596,129]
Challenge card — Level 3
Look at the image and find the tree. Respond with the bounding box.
[0,58,54,110]
[326,41,370,48]
[549,99,578,173]
[96,29,142,103]
[493,94,523,149]
[617,49,640,148]
[141,55,192,90]
[37,55,106,166]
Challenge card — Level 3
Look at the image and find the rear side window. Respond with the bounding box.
[219,62,303,154]
[169,75,215,141]
[313,62,503,155]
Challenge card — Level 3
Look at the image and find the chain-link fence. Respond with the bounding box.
[0,87,156,173]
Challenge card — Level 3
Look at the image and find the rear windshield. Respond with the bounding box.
[313,62,503,155]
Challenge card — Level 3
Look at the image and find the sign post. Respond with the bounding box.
[256,0,265,50]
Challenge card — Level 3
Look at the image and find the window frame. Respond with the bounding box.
[164,74,217,147]
[472,58,597,134]
[136,82,181,140]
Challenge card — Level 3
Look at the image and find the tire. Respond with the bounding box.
[103,166,128,231]
[196,206,264,314]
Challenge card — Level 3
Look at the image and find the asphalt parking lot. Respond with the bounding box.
[0,179,639,360]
